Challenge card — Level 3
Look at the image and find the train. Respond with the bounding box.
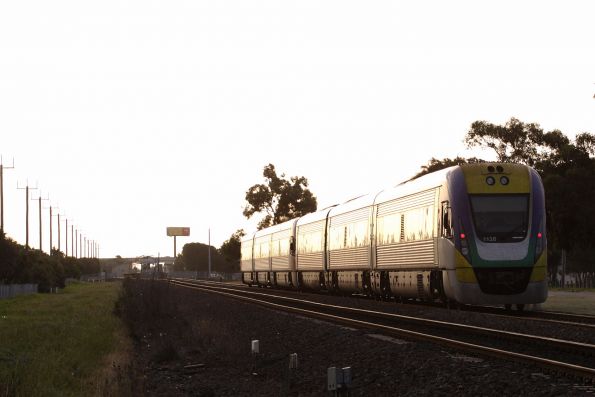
[240,163,548,310]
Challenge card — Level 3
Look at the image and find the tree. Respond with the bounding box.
[243,164,317,230]
[465,118,545,165]
[0,231,20,283]
[465,117,595,171]
[219,229,245,262]
[178,242,235,272]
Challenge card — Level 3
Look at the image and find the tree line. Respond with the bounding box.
[173,229,246,273]
[0,231,101,291]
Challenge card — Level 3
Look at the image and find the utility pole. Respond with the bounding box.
[47,204,59,253]
[0,157,15,232]
[208,227,212,278]
[56,211,64,253]
[49,205,53,252]
[75,229,78,258]
[65,217,68,256]
[17,181,37,248]
[71,224,74,257]
[33,193,49,252]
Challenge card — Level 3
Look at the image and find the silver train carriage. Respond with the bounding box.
[241,163,548,307]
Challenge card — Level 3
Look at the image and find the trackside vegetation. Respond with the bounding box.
[0,231,100,291]
[0,281,132,397]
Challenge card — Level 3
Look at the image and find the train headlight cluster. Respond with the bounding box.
[485,175,510,186]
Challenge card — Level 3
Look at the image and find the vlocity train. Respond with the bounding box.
[240,163,548,310]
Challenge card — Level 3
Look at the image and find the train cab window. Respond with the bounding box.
[441,201,452,238]
[469,194,529,243]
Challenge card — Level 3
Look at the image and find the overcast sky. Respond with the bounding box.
[1,0,593,258]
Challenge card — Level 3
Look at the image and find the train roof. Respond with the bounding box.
[254,218,298,238]
[328,192,377,218]
[376,166,456,204]
[243,165,464,239]
[295,205,336,227]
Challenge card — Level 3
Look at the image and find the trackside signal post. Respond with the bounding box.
[167,227,190,261]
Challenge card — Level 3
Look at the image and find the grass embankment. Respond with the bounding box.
[543,288,595,315]
[0,282,132,397]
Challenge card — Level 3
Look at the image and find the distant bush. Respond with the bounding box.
[0,231,98,290]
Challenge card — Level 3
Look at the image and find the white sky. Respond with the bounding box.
[1,0,593,258]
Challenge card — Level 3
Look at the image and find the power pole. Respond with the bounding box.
[17,181,37,248]
[56,211,64,253]
[47,204,59,253]
[33,193,49,252]
[75,229,78,258]
[0,157,15,232]
[65,217,68,256]
[49,205,53,252]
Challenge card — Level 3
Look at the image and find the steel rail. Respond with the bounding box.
[172,279,595,352]
[168,279,595,381]
[174,278,595,329]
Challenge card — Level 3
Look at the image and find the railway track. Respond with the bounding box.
[168,278,595,382]
[175,278,595,330]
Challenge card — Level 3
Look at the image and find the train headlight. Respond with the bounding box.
[500,176,509,185]
[486,176,496,185]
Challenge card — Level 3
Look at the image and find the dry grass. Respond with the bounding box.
[89,325,135,397]
[543,289,595,315]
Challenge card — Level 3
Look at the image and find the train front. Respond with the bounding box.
[444,163,548,307]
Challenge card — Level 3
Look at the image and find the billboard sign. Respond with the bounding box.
[167,227,190,237]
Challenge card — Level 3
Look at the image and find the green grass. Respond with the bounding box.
[0,282,129,397]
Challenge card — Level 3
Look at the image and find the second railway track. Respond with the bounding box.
[169,278,595,382]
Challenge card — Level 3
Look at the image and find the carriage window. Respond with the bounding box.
[469,194,529,243]
[403,206,434,241]
[297,231,323,254]
[377,206,433,245]
[376,213,401,245]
